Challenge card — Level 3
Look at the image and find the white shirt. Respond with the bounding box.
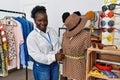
[27,27,61,65]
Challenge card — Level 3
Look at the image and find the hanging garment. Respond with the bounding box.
[0,22,8,76]
[14,17,34,66]
[1,17,17,68]
[11,18,24,69]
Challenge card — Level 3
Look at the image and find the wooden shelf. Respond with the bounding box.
[86,47,120,80]
[88,74,120,80]
[87,47,120,54]
[96,59,120,66]
[88,67,120,80]
[84,28,101,30]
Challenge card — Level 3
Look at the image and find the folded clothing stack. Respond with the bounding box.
[100,70,118,78]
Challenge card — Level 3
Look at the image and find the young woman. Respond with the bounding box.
[27,5,64,80]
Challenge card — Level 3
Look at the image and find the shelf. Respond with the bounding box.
[88,47,120,55]
[86,48,120,80]
[84,28,101,30]
[88,67,120,80]
[97,52,120,56]
[88,73,120,80]
[96,59,120,66]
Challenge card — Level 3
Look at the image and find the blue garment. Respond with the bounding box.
[33,61,59,80]
[14,17,34,66]
[19,44,25,66]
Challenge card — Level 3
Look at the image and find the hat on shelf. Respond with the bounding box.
[62,11,88,37]
[85,11,95,20]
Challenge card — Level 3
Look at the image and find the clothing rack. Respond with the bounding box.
[58,27,66,37]
[0,9,26,17]
[0,9,28,80]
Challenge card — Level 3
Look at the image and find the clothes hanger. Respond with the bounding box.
[2,16,17,27]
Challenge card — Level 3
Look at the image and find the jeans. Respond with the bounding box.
[33,61,59,80]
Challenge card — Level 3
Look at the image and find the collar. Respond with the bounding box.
[35,27,50,34]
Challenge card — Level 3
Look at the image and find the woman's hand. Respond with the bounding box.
[55,52,64,61]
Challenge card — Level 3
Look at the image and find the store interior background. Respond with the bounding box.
[0,0,103,69]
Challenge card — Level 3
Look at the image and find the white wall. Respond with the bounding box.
[21,0,103,32]
[0,0,105,33]
[0,0,21,18]
[0,0,21,11]
[0,0,103,38]
[46,0,103,31]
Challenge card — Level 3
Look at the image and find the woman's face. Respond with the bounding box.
[34,13,48,32]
